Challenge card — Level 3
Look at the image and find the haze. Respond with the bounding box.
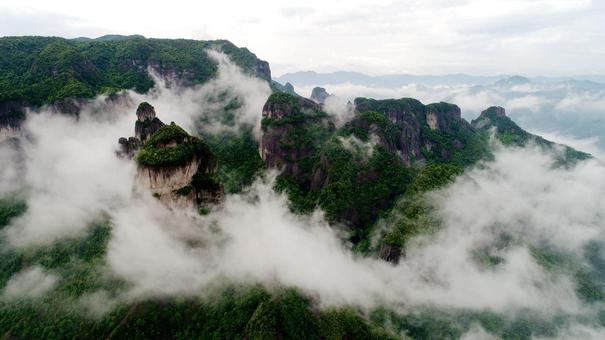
[1,0,604,76]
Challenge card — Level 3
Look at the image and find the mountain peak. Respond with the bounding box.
[136,102,156,122]
[310,87,330,104]
[481,106,506,118]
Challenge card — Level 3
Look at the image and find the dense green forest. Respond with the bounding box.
[0,35,269,111]
[0,197,398,339]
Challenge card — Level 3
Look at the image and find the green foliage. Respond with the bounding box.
[266,91,300,107]
[408,163,463,194]
[0,36,267,107]
[320,308,396,340]
[317,145,413,236]
[1,198,394,338]
[174,185,193,196]
[136,123,213,167]
[0,197,26,229]
[143,123,189,145]
[353,97,426,116]
[191,172,221,190]
[370,307,589,340]
[530,243,605,303]
[204,128,265,193]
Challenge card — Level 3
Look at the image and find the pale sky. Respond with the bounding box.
[1,0,604,77]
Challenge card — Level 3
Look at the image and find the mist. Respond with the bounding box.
[2,51,605,338]
[293,80,605,148]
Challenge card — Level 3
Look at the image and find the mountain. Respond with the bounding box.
[71,34,147,42]
[310,86,330,104]
[260,92,588,245]
[276,71,506,87]
[0,35,270,131]
[276,71,605,149]
[270,80,299,96]
[0,36,599,340]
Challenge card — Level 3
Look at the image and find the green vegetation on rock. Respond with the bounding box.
[204,128,265,193]
[136,123,213,168]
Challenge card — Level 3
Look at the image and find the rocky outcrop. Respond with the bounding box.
[471,106,520,132]
[119,102,223,207]
[379,243,402,264]
[117,137,141,158]
[350,98,473,164]
[261,92,319,120]
[259,94,476,181]
[260,92,330,182]
[117,102,164,158]
[310,87,330,104]
[481,106,506,118]
[270,81,300,97]
[134,102,165,142]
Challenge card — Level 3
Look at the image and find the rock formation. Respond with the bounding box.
[349,98,473,164]
[134,102,165,142]
[118,102,164,158]
[310,87,330,104]
[259,94,479,180]
[260,92,331,181]
[118,102,223,207]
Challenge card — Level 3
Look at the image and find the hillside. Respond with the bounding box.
[0,35,270,129]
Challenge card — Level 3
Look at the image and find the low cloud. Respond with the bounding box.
[3,266,58,299]
[133,50,271,138]
[100,145,604,316]
[293,80,605,148]
[337,134,378,160]
[322,94,355,127]
[1,53,605,338]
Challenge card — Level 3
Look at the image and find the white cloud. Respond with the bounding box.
[1,48,605,339]
[2,51,269,248]
[102,145,604,315]
[1,1,604,75]
[3,266,58,299]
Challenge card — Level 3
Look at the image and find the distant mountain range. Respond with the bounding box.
[276,71,605,87]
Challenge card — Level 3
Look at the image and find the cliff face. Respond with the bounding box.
[259,93,487,231]
[119,102,223,207]
[345,98,475,164]
[260,93,333,183]
[259,93,477,179]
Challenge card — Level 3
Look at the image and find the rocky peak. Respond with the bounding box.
[136,102,156,122]
[260,92,331,181]
[481,106,506,118]
[134,102,165,142]
[310,87,330,104]
[118,102,165,157]
[262,92,319,119]
[425,102,463,132]
[284,82,296,94]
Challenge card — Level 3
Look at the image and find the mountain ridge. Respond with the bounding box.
[0,35,271,131]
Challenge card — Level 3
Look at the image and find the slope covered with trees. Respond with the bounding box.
[0,35,270,127]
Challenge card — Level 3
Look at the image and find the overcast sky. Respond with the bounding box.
[1,0,604,77]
